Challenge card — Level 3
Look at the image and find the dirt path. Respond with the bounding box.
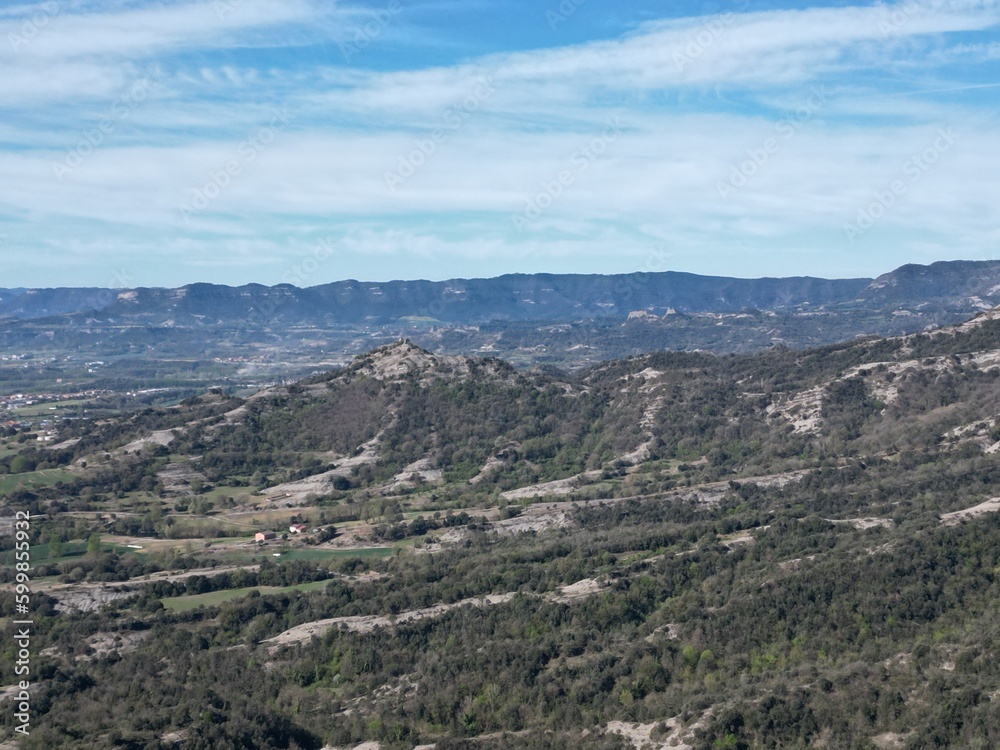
[940,497,1000,525]
[265,593,516,648]
[825,517,893,530]
[499,470,603,501]
[266,576,613,649]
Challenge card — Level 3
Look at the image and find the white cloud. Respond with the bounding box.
[2,0,317,62]
[327,0,1000,116]
[2,0,999,284]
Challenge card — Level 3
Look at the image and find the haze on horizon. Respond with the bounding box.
[1,0,999,289]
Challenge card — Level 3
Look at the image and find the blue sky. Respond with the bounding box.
[1,0,998,288]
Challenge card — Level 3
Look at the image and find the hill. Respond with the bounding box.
[2,310,1000,747]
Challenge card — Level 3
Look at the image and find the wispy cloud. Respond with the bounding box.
[1,0,999,286]
[4,0,319,61]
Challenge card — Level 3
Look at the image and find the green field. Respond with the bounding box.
[0,541,126,566]
[159,513,260,535]
[11,398,92,418]
[161,578,332,611]
[0,468,76,493]
[216,545,393,565]
[0,443,21,459]
[279,547,392,561]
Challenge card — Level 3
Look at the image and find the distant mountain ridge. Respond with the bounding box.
[2,274,866,323]
[0,287,25,306]
[861,261,1000,306]
[5,260,999,324]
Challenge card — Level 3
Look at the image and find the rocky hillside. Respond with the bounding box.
[5,310,1000,748]
[34,306,1000,513]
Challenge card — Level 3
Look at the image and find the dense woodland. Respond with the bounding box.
[3,486,999,748]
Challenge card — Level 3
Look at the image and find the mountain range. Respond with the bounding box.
[3,259,999,324]
[3,258,1000,387]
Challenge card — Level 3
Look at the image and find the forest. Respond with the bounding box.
[1,313,1000,747]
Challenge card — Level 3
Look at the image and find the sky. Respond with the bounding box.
[0,0,998,289]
